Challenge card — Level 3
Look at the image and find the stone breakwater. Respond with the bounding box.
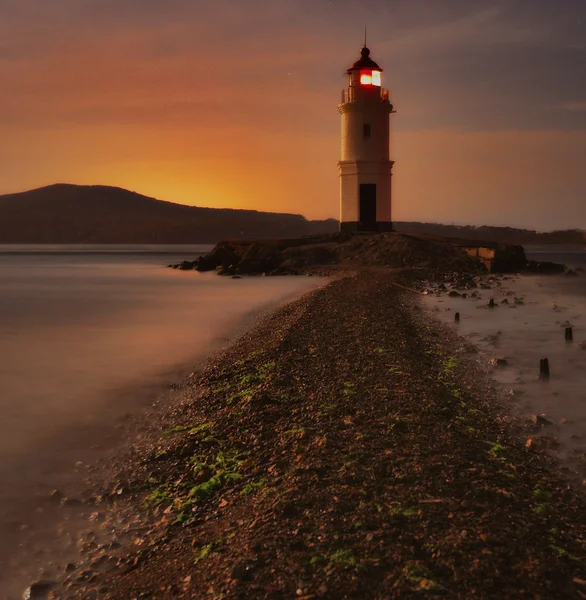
[168,232,533,276]
[168,232,574,277]
[41,270,586,599]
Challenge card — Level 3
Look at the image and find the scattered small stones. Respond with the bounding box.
[62,270,586,599]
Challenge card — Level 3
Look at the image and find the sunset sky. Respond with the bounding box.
[1,0,585,230]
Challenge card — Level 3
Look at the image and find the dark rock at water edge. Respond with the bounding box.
[525,261,566,274]
[490,244,528,273]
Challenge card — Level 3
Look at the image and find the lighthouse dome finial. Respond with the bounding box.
[348,46,382,73]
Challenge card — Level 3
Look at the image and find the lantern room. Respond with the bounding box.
[348,47,383,85]
[340,46,391,105]
[360,69,382,87]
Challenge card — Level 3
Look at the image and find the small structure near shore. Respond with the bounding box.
[450,240,527,272]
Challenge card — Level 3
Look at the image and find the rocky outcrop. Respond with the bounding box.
[491,244,528,273]
[170,232,569,277]
[169,232,480,276]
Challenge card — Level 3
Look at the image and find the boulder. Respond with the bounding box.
[525,260,565,274]
[22,581,56,599]
[532,415,554,428]
[491,244,527,273]
[489,358,509,368]
[177,261,195,271]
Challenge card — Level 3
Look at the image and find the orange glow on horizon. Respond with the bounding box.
[0,10,584,231]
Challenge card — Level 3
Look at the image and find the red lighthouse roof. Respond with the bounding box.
[347,47,383,73]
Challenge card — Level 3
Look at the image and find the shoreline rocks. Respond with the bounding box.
[169,232,569,278]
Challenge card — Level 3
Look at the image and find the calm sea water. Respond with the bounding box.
[0,245,326,595]
[524,244,586,273]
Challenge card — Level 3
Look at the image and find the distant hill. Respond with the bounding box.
[394,222,585,246]
[0,184,582,245]
[0,184,338,243]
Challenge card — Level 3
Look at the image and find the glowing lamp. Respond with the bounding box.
[360,69,381,87]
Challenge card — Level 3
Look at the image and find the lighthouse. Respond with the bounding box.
[338,46,395,232]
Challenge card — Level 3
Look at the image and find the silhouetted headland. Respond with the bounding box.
[0,184,337,243]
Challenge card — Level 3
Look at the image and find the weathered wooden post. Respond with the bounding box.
[455,312,460,323]
[539,358,550,380]
[489,298,495,308]
[565,327,573,342]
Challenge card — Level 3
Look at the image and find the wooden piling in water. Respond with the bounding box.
[565,327,573,342]
[455,312,460,323]
[540,358,550,380]
[489,298,495,308]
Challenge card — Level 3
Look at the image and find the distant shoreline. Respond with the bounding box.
[1,184,584,246]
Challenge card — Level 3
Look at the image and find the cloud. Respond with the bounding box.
[559,102,586,112]
[386,6,545,55]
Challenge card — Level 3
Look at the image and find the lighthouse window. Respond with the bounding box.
[372,71,382,86]
[360,72,373,85]
[363,124,371,139]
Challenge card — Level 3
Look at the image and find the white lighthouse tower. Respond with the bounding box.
[338,46,395,232]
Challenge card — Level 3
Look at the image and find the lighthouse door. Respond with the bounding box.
[359,184,377,230]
